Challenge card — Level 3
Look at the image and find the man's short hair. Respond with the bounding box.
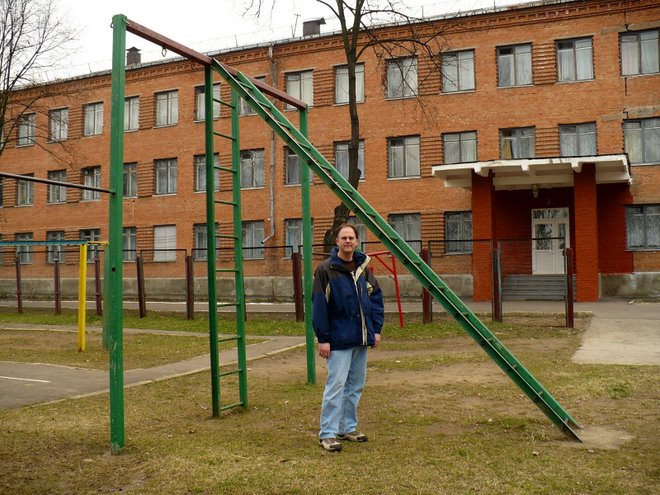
[336,223,359,239]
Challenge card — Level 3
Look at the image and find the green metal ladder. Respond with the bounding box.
[210,60,582,441]
[203,66,248,416]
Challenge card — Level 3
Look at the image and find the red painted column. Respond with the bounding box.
[573,164,600,301]
[471,171,495,301]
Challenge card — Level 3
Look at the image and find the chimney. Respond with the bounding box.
[302,18,325,37]
[126,47,141,66]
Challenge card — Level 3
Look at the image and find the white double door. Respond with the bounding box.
[532,208,570,275]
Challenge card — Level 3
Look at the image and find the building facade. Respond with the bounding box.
[0,0,658,302]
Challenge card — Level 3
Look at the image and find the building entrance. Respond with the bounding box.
[532,208,569,274]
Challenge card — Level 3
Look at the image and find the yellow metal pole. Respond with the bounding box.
[78,244,87,352]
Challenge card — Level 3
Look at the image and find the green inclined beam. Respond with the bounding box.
[108,14,127,453]
[210,60,582,442]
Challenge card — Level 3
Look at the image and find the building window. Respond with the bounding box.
[155,90,178,126]
[442,50,475,93]
[387,57,417,98]
[443,132,477,164]
[17,113,36,146]
[557,38,593,82]
[286,70,313,109]
[624,118,660,164]
[193,224,208,261]
[334,141,365,181]
[82,166,101,201]
[194,154,220,192]
[240,76,265,115]
[47,170,67,203]
[195,83,221,121]
[389,213,421,252]
[500,127,535,159]
[242,221,264,259]
[445,212,472,254]
[621,30,659,76]
[347,216,367,248]
[123,163,137,198]
[285,218,312,257]
[560,123,597,157]
[79,228,100,262]
[284,147,314,185]
[497,44,532,87]
[84,102,104,136]
[388,136,420,178]
[123,227,137,262]
[17,174,34,206]
[626,205,659,250]
[49,108,68,141]
[124,96,139,132]
[153,225,177,262]
[240,149,265,189]
[155,158,178,194]
[46,231,66,263]
[335,64,365,104]
[15,233,33,264]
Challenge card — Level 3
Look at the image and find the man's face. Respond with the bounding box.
[336,227,358,258]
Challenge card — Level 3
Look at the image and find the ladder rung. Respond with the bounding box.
[219,401,245,411]
[218,335,240,343]
[214,97,234,108]
[217,268,239,273]
[217,302,239,308]
[213,131,236,141]
[217,166,235,173]
[216,233,238,239]
[214,199,237,206]
[220,369,241,378]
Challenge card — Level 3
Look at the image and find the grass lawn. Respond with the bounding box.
[0,309,657,494]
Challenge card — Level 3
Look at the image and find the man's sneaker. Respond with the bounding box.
[318,437,342,452]
[337,431,368,442]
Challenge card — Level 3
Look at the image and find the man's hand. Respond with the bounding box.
[319,343,331,359]
[373,333,382,348]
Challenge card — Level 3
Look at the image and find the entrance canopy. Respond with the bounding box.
[431,154,630,191]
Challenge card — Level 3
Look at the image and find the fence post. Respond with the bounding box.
[54,255,61,315]
[185,254,194,320]
[15,254,23,314]
[94,252,103,316]
[292,252,304,322]
[564,247,574,328]
[136,254,146,318]
[421,247,432,324]
[491,242,503,322]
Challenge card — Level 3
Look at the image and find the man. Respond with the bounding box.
[312,224,384,452]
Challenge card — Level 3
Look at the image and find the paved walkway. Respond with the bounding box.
[1,298,658,410]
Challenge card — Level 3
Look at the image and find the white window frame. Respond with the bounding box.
[84,102,104,136]
[46,231,66,263]
[443,132,477,164]
[242,221,265,259]
[79,228,100,262]
[557,38,593,82]
[445,211,473,254]
[153,225,177,262]
[286,70,314,109]
[442,50,475,93]
[240,149,265,189]
[626,204,660,250]
[155,90,178,127]
[154,158,178,195]
[49,108,68,141]
[284,218,306,258]
[82,167,101,201]
[240,76,266,115]
[124,96,139,132]
[195,83,221,121]
[559,123,597,157]
[15,232,33,264]
[621,29,659,76]
[500,127,535,159]
[624,118,660,164]
[122,227,137,262]
[123,163,137,198]
[388,136,420,178]
[194,154,220,192]
[389,213,421,252]
[334,141,365,181]
[47,170,67,203]
[497,44,532,87]
[387,57,418,99]
[335,64,365,104]
[17,175,34,206]
[17,113,36,146]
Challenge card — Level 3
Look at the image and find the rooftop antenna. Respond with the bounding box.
[292,13,300,37]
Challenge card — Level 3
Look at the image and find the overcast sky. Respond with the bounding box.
[52,0,529,80]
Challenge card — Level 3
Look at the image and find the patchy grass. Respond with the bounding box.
[0,311,658,494]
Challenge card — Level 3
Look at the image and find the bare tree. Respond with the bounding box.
[0,0,76,157]
[245,0,449,252]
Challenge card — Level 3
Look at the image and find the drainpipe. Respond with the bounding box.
[262,43,277,244]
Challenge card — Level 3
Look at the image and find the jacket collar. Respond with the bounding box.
[330,246,369,272]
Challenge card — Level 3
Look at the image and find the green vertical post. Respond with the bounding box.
[231,88,249,407]
[108,14,126,454]
[204,66,221,417]
[299,110,316,385]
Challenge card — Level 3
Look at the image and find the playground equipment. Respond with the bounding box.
[105,15,581,452]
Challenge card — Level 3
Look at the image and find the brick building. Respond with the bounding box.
[0,0,658,302]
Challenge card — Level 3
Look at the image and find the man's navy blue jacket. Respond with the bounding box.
[312,247,384,350]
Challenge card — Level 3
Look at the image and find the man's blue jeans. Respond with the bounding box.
[319,346,368,439]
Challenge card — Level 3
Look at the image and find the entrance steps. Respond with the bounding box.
[503,275,575,301]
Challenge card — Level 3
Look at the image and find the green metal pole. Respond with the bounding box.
[108,14,126,454]
[204,66,221,417]
[299,109,316,385]
[231,88,249,407]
